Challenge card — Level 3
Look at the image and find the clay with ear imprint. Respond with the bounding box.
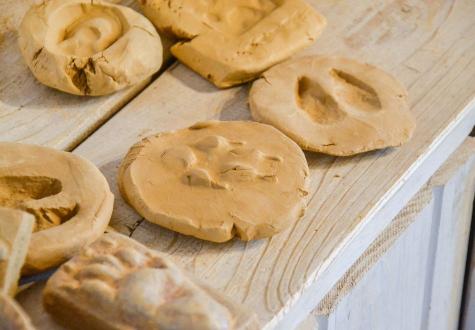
[18,0,163,96]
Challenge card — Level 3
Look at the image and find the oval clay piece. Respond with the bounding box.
[118,121,310,242]
[249,56,416,156]
[0,143,114,274]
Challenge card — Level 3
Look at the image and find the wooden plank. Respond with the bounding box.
[0,0,172,151]
[69,0,475,328]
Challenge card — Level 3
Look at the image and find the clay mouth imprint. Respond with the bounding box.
[0,175,79,232]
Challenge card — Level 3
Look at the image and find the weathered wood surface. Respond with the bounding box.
[0,0,171,151]
[67,0,475,328]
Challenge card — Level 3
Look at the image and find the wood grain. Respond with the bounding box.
[69,0,475,328]
[0,0,171,151]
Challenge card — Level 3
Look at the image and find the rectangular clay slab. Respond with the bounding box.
[43,233,259,330]
[0,208,34,297]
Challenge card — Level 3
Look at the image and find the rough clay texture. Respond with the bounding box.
[140,0,326,88]
[0,208,34,297]
[250,56,417,156]
[0,293,35,330]
[43,233,259,330]
[18,0,163,96]
[0,143,114,274]
[118,121,310,242]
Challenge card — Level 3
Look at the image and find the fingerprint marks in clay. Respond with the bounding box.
[0,176,78,232]
[161,135,284,190]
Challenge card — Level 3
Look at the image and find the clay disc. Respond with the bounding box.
[119,121,309,242]
[250,56,416,156]
[0,143,114,274]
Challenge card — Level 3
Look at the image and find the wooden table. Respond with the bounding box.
[2,0,475,329]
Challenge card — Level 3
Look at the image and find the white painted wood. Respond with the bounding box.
[0,0,172,151]
[299,138,475,330]
[68,1,475,328]
[324,199,435,330]
[462,241,475,330]
[428,148,475,330]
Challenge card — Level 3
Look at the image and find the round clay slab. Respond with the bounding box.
[0,143,114,274]
[18,0,163,96]
[119,121,309,242]
[250,56,416,156]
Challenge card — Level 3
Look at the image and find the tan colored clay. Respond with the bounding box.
[0,143,114,274]
[250,56,417,156]
[43,233,259,330]
[18,0,163,96]
[141,0,326,88]
[0,208,34,297]
[118,121,309,242]
[0,293,35,330]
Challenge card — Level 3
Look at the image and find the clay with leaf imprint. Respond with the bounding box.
[18,0,163,96]
[249,56,416,156]
[140,0,326,88]
[0,143,114,274]
[118,121,310,242]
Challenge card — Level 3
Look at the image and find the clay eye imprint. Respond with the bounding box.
[0,176,78,232]
[161,146,197,170]
[296,76,347,125]
[330,69,383,112]
[53,5,126,57]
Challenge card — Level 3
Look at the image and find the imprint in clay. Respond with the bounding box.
[0,143,114,274]
[0,176,78,232]
[118,121,309,242]
[0,208,34,297]
[250,56,417,156]
[140,0,326,87]
[0,293,35,330]
[18,0,163,96]
[43,233,259,330]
